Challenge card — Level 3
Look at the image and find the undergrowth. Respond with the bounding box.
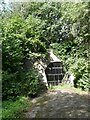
[2,96,32,119]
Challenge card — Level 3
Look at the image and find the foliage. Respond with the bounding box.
[24,69,40,97]
[2,14,46,72]
[2,96,32,118]
[48,84,85,93]
[1,1,89,103]
[2,11,47,100]
[2,14,24,73]
[51,2,89,90]
[51,41,89,90]
[2,71,20,100]
[2,69,40,100]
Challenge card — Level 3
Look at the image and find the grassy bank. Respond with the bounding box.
[2,96,32,119]
[48,84,88,95]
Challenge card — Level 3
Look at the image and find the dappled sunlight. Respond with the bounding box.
[25,89,88,118]
[2,1,89,119]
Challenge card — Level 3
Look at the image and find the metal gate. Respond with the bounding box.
[45,62,65,86]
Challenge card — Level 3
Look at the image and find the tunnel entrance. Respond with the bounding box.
[45,62,65,86]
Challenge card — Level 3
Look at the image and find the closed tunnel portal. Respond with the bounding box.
[45,62,65,86]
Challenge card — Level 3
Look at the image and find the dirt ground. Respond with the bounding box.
[25,87,89,118]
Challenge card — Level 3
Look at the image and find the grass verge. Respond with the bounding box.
[2,96,32,119]
[48,84,88,95]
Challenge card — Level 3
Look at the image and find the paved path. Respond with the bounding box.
[25,89,89,118]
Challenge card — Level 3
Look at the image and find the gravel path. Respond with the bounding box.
[25,89,89,118]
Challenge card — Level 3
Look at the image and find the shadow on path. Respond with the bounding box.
[25,89,89,118]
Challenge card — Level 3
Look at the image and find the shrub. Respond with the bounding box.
[2,71,20,100]
[2,69,40,100]
[69,58,89,90]
[23,69,40,97]
[2,96,32,118]
[51,43,89,90]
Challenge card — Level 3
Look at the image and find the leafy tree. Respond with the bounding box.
[1,2,89,101]
[51,2,89,90]
[2,7,46,100]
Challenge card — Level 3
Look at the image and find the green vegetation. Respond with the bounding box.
[51,2,89,90]
[0,1,89,118]
[2,5,47,100]
[2,96,32,118]
[3,69,41,100]
[48,84,86,93]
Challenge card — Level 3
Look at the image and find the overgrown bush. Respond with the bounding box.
[2,96,32,118]
[2,71,20,100]
[51,41,89,90]
[69,58,89,90]
[23,69,40,97]
[2,12,47,100]
[2,69,40,100]
[50,2,89,90]
[1,1,89,102]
